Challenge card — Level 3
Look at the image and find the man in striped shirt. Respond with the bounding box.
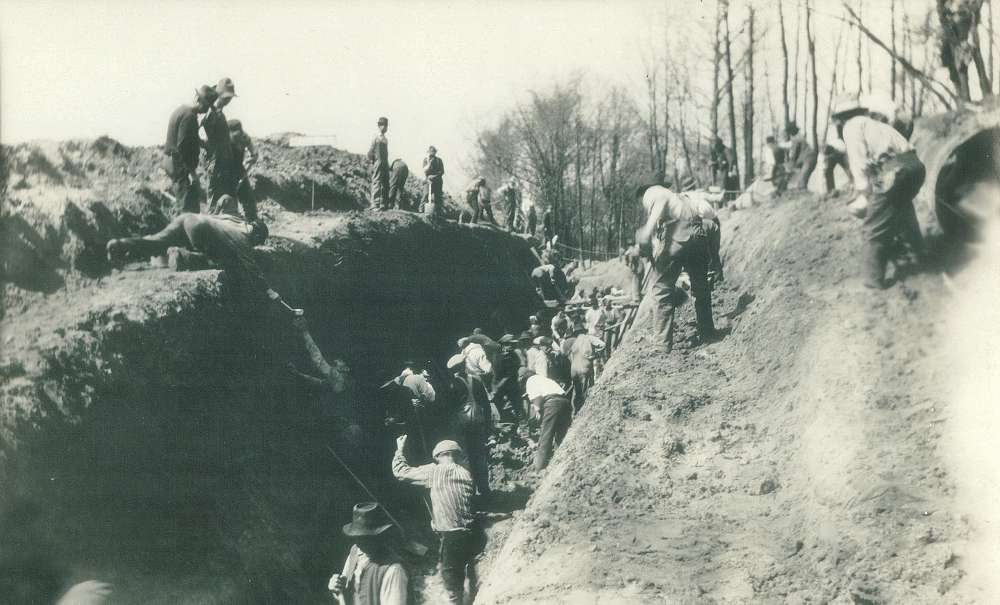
[392,436,484,605]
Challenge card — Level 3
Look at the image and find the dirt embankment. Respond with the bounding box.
[477,191,973,604]
[1,136,454,309]
[0,209,539,604]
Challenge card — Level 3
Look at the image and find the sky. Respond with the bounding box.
[0,0,970,193]
[0,0,676,193]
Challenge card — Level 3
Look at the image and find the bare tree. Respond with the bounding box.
[723,0,741,190]
[856,0,864,95]
[744,3,756,186]
[807,0,819,151]
[891,0,897,100]
[937,0,991,101]
[792,0,801,123]
[778,0,791,128]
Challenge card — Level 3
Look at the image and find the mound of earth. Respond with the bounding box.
[477,190,975,604]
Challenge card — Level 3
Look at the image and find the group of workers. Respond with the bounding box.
[320,293,621,604]
[460,175,540,235]
[367,117,446,216]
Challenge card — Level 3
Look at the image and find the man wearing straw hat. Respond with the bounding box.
[328,502,410,605]
[164,85,217,213]
[832,92,926,289]
[392,436,483,605]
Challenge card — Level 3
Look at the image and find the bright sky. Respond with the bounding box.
[1,0,676,192]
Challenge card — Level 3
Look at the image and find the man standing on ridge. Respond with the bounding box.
[635,181,719,351]
[368,117,390,210]
[202,77,239,213]
[227,119,259,220]
[388,158,410,211]
[496,177,521,231]
[423,146,444,217]
[164,85,216,213]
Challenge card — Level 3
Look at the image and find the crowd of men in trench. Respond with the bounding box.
[91,77,929,604]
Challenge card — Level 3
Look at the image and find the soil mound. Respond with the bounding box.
[477,191,969,604]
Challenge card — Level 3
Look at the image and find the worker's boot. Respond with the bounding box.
[862,240,888,289]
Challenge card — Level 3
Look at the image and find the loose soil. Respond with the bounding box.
[477,190,980,604]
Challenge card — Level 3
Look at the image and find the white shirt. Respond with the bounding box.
[462,343,492,376]
[339,545,408,605]
[525,374,566,400]
[841,115,911,192]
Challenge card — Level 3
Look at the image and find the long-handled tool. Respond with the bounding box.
[325,445,429,557]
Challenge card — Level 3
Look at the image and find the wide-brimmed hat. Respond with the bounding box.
[498,333,517,344]
[432,440,463,457]
[427,145,437,153]
[227,119,243,132]
[533,336,553,347]
[342,502,393,537]
[862,92,896,122]
[216,77,237,100]
[517,331,533,343]
[195,85,219,104]
[446,353,466,370]
[378,116,389,125]
[831,93,865,118]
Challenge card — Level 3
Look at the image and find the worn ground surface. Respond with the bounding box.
[476,190,988,604]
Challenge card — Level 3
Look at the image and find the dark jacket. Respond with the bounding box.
[165,105,200,175]
[202,109,234,167]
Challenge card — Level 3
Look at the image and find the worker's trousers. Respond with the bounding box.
[535,395,572,470]
[862,150,926,287]
[439,527,486,605]
[172,172,204,214]
[642,234,715,348]
[823,147,851,193]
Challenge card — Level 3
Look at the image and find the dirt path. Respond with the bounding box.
[476,192,971,604]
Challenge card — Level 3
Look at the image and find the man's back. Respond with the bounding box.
[166,105,199,170]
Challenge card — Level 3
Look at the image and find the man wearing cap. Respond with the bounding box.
[226,119,259,221]
[368,117,390,210]
[165,85,217,213]
[523,371,573,470]
[635,182,719,350]
[328,502,410,605]
[422,147,445,217]
[202,77,239,213]
[387,159,409,211]
[833,93,926,288]
[105,209,300,316]
[392,435,483,605]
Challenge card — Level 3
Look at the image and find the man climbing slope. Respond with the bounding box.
[105,206,299,316]
[635,182,719,351]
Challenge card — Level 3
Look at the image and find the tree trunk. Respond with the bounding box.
[744,4,756,186]
[723,0,741,189]
[891,0,897,100]
[970,4,992,97]
[711,0,722,144]
[990,0,995,89]
[778,0,791,128]
[857,0,864,95]
[792,1,801,123]
[807,0,819,151]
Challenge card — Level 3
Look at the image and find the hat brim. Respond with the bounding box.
[218,92,236,100]
[342,521,393,537]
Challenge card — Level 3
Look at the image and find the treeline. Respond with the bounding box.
[469,0,998,258]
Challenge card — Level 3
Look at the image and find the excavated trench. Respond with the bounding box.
[0,211,540,604]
